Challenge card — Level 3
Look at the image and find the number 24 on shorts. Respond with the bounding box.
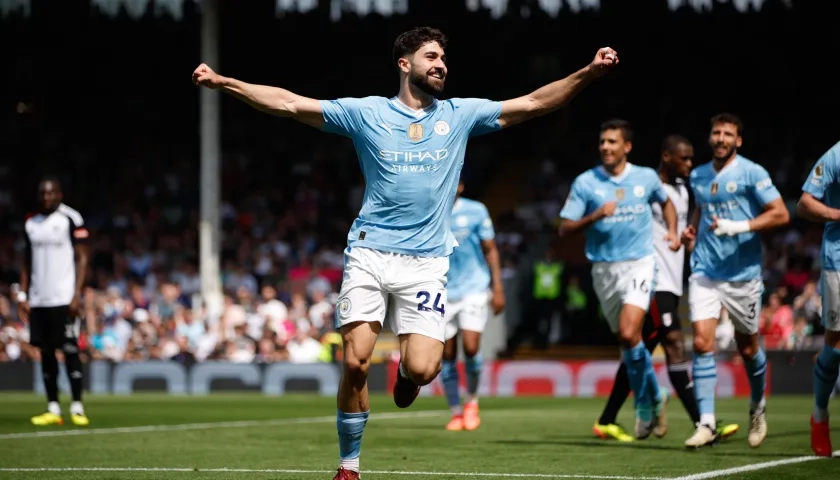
[416,291,446,316]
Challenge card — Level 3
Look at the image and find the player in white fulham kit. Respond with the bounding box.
[193,27,618,480]
[441,178,505,431]
[560,120,680,440]
[681,113,789,448]
[17,177,91,427]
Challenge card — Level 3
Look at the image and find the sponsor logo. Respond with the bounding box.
[706,200,739,213]
[754,178,772,190]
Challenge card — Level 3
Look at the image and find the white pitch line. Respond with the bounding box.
[667,450,840,480]
[0,410,446,440]
[0,467,663,479]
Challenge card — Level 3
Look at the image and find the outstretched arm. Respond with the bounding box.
[192,64,324,129]
[497,47,618,129]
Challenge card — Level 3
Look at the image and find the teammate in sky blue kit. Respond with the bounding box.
[441,179,505,432]
[559,119,680,439]
[680,113,789,449]
[797,140,840,457]
[193,27,619,480]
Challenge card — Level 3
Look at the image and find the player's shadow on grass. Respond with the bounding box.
[492,438,810,458]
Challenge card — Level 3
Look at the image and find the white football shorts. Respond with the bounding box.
[688,274,763,334]
[821,270,840,332]
[591,255,656,333]
[443,290,490,341]
[334,247,449,342]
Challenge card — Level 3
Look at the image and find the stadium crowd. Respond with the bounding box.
[0,148,826,363]
[0,1,835,362]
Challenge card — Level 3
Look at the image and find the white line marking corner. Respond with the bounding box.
[667,450,840,480]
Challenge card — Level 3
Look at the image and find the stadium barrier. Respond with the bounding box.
[2,351,834,396]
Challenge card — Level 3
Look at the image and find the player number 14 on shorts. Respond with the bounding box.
[416,291,446,316]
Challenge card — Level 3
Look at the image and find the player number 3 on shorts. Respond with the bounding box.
[416,291,446,316]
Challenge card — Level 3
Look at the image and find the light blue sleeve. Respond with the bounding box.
[802,146,838,199]
[748,163,781,206]
[559,177,588,221]
[453,98,502,137]
[477,205,495,241]
[649,172,669,204]
[319,98,366,137]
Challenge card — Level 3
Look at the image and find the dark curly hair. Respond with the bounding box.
[392,27,448,67]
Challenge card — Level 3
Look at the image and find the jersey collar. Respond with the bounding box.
[712,155,740,176]
[390,97,438,120]
[597,162,634,184]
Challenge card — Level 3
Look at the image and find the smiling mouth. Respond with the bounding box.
[428,71,444,80]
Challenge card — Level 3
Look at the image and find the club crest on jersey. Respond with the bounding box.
[434,121,450,136]
[615,188,625,200]
[710,183,719,195]
[408,123,424,141]
[633,185,645,198]
[726,181,738,193]
[816,164,824,178]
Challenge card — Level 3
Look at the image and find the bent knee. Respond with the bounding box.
[692,332,715,354]
[404,358,442,386]
[663,333,687,363]
[344,353,372,380]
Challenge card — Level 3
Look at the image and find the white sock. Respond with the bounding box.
[399,363,411,380]
[70,401,85,416]
[465,396,478,407]
[47,401,61,415]
[750,397,766,411]
[340,457,360,473]
[814,407,829,423]
[451,405,463,416]
[700,413,716,429]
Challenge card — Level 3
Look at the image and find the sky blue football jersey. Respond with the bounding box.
[689,155,781,281]
[447,197,495,302]
[802,141,840,272]
[320,96,502,257]
[559,163,668,263]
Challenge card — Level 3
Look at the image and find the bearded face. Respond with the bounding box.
[404,42,447,96]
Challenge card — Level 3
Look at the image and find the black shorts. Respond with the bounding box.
[642,292,683,343]
[29,306,78,349]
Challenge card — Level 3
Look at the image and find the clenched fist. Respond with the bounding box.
[590,47,619,77]
[192,63,224,89]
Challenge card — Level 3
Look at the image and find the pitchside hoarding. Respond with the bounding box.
[1,351,832,396]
